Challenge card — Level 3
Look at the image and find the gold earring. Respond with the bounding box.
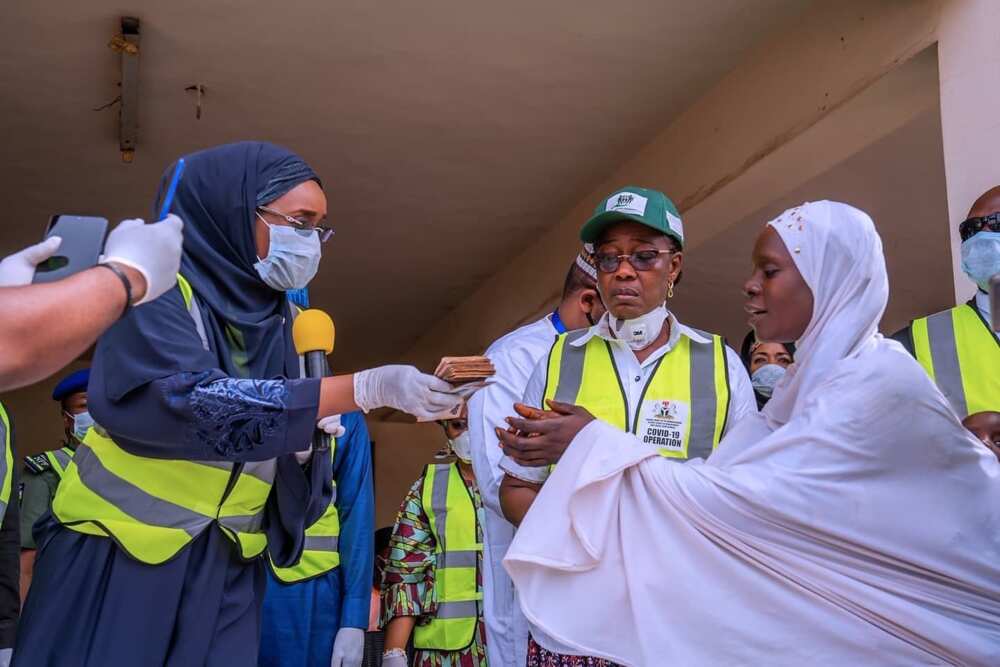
[667,280,674,299]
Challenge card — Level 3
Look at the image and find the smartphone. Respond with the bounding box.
[32,215,109,284]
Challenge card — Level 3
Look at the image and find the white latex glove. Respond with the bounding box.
[318,414,346,437]
[381,650,408,667]
[330,627,364,667]
[354,365,463,421]
[101,214,184,305]
[0,236,62,286]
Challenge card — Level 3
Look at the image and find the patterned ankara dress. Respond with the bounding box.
[381,464,488,667]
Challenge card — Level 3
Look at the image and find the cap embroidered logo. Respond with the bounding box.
[606,192,649,217]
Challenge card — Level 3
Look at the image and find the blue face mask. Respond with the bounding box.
[67,410,94,442]
[961,231,1000,292]
[751,364,786,398]
[253,219,322,291]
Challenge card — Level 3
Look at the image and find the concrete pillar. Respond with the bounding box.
[937,0,1000,302]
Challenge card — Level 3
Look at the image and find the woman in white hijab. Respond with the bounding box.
[497,201,1000,666]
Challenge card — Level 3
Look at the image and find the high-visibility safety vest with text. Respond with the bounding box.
[911,303,999,417]
[51,275,282,565]
[0,404,12,522]
[543,329,731,460]
[412,463,482,652]
[269,435,341,583]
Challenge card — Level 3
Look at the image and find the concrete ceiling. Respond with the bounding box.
[1,0,811,372]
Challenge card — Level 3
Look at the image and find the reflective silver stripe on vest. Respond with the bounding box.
[430,464,451,552]
[50,449,73,475]
[436,600,479,619]
[303,535,339,552]
[218,511,265,534]
[439,550,477,568]
[925,310,968,417]
[687,339,718,460]
[0,418,8,508]
[552,330,591,404]
[194,459,277,485]
[73,446,208,537]
[187,297,210,351]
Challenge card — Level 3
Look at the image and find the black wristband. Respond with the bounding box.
[97,262,134,318]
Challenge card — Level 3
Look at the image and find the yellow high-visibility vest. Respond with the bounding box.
[911,303,1000,417]
[51,275,280,564]
[45,447,74,479]
[412,463,482,652]
[543,329,731,461]
[269,435,341,583]
[0,404,12,523]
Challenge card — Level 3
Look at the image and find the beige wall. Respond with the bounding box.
[368,419,449,528]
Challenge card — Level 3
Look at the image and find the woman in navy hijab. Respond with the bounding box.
[15,142,460,666]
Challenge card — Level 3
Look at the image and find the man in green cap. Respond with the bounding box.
[498,185,755,666]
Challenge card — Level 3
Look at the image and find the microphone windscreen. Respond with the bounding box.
[292,309,335,355]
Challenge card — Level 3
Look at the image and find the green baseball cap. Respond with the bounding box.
[579,186,684,248]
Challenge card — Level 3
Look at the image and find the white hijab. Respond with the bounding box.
[504,201,1000,666]
[761,201,888,427]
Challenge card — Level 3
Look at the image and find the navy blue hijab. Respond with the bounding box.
[100,142,320,399]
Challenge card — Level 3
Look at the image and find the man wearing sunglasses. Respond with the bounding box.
[892,185,1000,418]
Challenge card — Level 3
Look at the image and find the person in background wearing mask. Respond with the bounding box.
[739,332,795,409]
[498,186,756,666]
[0,215,183,392]
[14,142,461,666]
[962,411,1000,460]
[260,407,374,667]
[18,369,92,599]
[381,408,488,667]
[892,185,1000,418]
[466,248,603,667]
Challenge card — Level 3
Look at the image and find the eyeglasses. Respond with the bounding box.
[594,249,672,273]
[959,212,1000,242]
[256,206,335,242]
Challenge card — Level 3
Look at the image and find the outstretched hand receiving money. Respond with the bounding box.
[496,400,595,467]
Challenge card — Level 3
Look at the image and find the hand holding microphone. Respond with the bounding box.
[293,309,338,453]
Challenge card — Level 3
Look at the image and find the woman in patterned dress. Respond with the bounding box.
[381,411,489,667]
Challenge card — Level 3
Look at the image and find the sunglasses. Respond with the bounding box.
[594,249,672,273]
[257,206,335,242]
[959,212,1000,242]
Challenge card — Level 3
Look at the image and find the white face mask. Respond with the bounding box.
[253,218,322,291]
[448,431,472,463]
[751,364,786,398]
[961,231,1000,292]
[609,304,669,351]
[66,410,95,442]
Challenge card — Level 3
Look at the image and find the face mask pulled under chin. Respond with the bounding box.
[448,432,473,463]
[751,363,786,398]
[609,305,669,351]
[961,231,1000,292]
[254,222,322,291]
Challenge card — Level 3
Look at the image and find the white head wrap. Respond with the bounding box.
[761,201,888,426]
[504,201,1000,666]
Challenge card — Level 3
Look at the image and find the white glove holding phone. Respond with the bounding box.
[0,237,62,286]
